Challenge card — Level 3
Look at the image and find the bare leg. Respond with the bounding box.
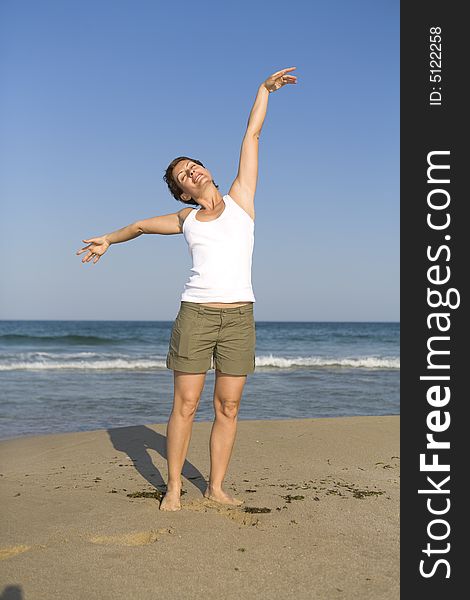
[160,370,206,511]
[204,370,246,506]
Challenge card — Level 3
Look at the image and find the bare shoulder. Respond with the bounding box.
[177,206,195,231]
[228,180,255,221]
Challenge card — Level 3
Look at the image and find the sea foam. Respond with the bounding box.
[0,353,399,371]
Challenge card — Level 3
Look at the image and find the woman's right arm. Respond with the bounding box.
[76,208,191,264]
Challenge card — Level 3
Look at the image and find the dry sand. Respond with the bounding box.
[0,416,399,599]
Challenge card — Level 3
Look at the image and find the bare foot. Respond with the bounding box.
[204,487,244,506]
[159,487,181,511]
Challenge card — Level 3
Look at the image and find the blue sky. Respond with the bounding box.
[0,0,399,321]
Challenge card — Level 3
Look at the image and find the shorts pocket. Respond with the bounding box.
[169,310,201,359]
[238,312,256,350]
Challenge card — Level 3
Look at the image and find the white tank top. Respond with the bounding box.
[180,194,256,303]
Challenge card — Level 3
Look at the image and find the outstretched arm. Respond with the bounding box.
[229,67,297,219]
[76,208,191,265]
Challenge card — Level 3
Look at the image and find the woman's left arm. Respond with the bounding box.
[229,67,297,218]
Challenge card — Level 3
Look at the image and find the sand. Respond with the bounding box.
[0,416,399,599]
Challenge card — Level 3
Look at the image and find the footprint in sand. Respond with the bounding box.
[88,528,174,547]
[184,499,260,527]
[0,545,31,560]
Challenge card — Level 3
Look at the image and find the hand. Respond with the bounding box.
[76,236,110,264]
[263,67,297,93]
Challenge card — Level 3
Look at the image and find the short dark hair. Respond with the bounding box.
[163,156,219,207]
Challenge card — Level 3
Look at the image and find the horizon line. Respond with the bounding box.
[0,318,401,323]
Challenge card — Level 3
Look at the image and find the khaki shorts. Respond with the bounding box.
[166,301,256,375]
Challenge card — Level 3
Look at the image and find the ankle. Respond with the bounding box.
[208,482,223,492]
[166,480,181,492]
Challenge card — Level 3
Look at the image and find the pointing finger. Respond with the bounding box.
[278,67,297,75]
[270,68,297,80]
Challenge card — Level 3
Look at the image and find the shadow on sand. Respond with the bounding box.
[107,425,207,495]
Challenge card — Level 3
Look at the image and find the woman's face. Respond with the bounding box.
[172,159,212,201]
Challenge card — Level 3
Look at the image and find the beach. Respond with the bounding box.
[1,415,399,599]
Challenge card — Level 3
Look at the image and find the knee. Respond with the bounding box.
[217,398,240,419]
[175,393,200,419]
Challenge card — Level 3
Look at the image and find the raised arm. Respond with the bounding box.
[76,207,192,264]
[228,67,297,219]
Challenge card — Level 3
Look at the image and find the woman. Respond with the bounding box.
[76,67,297,511]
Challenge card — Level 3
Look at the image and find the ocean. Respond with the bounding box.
[0,320,399,441]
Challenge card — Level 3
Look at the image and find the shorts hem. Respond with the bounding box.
[213,362,255,376]
[166,353,211,373]
[166,354,255,376]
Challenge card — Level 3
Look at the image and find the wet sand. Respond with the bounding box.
[0,415,399,599]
